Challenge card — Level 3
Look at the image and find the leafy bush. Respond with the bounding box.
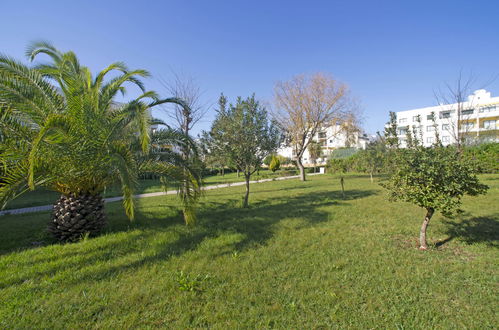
[463,143,499,173]
[269,155,280,172]
[326,158,348,174]
[277,155,292,165]
[330,147,359,159]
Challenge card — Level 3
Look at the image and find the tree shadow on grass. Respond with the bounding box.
[438,213,499,248]
[81,188,377,282]
[0,188,377,290]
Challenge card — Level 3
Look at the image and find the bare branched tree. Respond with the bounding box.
[159,72,208,219]
[434,71,478,152]
[340,109,363,148]
[159,72,209,154]
[273,72,354,181]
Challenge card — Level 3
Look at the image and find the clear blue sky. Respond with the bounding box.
[2,0,499,135]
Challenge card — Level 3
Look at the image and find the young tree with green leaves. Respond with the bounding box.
[363,136,386,182]
[0,42,200,240]
[384,111,399,149]
[269,155,280,172]
[203,94,281,207]
[381,115,488,250]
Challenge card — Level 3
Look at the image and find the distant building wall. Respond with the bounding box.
[277,124,368,166]
[394,89,499,148]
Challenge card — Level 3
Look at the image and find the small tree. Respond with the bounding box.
[363,136,386,182]
[203,94,281,207]
[200,94,229,176]
[308,141,323,173]
[384,111,399,149]
[263,154,273,167]
[269,155,280,172]
[382,118,488,250]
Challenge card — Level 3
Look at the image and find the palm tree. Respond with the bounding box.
[0,42,200,241]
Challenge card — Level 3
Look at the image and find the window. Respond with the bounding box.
[442,124,449,131]
[462,109,474,115]
[426,126,435,132]
[442,136,450,143]
[462,122,474,130]
[440,111,451,119]
[412,115,419,122]
[483,120,497,130]
[479,106,497,113]
[398,128,408,135]
[318,132,326,138]
[329,140,333,143]
[399,118,407,124]
[427,137,434,144]
[427,114,434,120]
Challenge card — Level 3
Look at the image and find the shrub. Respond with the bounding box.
[326,158,348,174]
[269,155,281,172]
[463,143,499,173]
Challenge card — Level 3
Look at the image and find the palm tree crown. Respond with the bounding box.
[0,42,200,228]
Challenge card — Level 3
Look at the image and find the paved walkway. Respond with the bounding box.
[0,173,322,216]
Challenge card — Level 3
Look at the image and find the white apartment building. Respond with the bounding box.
[395,89,499,147]
[278,124,368,165]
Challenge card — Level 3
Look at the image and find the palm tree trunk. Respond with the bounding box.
[49,193,106,241]
[419,207,434,250]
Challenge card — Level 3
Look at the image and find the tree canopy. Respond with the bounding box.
[203,94,281,207]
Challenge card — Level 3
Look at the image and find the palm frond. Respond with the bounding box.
[25,40,62,63]
[109,142,138,220]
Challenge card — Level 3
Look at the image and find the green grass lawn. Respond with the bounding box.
[0,174,497,328]
[3,169,298,210]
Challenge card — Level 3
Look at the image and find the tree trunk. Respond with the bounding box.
[340,177,345,199]
[370,171,373,183]
[237,169,240,178]
[243,175,250,208]
[222,167,225,176]
[297,158,306,181]
[48,193,106,242]
[419,207,434,250]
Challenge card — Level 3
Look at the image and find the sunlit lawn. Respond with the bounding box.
[3,169,298,210]
[0,174,497,328]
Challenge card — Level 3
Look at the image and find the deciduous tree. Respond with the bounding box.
[273,73,354,181]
